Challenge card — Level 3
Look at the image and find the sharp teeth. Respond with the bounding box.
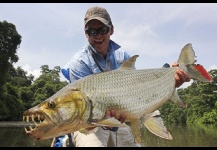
[24,127,28,133]
[23,116,25,121]
[29,126,33,130]
[32,115,34,121]
[34,121,38,127]
[38,114,40,120]
[27,116,29,122]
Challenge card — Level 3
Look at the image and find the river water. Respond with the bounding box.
[0,122,216,147]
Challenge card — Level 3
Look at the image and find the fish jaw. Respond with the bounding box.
[23,89,91,140]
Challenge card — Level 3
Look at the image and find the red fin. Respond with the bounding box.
[194,64,213,81]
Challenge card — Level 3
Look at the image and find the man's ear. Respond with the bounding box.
[84,26,89,38]
[110,25,114,35]
[85,33,89,38]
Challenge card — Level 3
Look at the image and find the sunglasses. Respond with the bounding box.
[85,26,110,36]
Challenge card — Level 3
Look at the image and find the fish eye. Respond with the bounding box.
[48,101,55,108]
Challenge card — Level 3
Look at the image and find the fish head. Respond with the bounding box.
[23,87,91,140]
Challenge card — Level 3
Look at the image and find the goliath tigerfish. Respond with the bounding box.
[23,43,213,144]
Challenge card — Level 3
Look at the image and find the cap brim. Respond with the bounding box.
[85,17,110,27]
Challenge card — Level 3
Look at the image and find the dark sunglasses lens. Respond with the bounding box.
[98,27,109,35]
[87,29,97,36]
[86,26,109,36]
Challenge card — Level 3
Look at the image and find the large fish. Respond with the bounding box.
[23,43,213,144]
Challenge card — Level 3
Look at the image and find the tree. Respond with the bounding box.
[0,21,22,120]
[30,66,67,107]
[0,20,21,93]
[160,69,217,125]
[0,21,68,121]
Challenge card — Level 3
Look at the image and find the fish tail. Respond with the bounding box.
[185,64,213,82]
[177,43,213,82]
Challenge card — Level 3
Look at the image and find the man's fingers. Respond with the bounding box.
[171,62,179,67]
[178,69,190,82]
[175,74,181,87]
[105,109,117,118]
[118,114,126,123]
[175,69,190,87]
[110,109,117,118]
[105,110,111,118]
[104,109,126,123]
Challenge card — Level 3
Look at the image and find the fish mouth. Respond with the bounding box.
[23,111,52,140]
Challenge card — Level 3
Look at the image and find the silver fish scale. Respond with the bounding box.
[71,67,177,119]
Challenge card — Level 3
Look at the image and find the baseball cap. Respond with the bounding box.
[84,6,112,27]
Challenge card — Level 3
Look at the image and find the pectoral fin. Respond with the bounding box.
[78,128,89,134]
[90,117,128,127]
[143,110,173,140]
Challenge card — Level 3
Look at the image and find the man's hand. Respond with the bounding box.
[100,109,126,131]
[171,62,190,87]
[104,109,126,123]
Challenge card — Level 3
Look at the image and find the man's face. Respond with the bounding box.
[85,19,113,56]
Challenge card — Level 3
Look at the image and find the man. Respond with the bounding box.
[57,6,190,147]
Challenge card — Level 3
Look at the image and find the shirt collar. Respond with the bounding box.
[88,40,121,57]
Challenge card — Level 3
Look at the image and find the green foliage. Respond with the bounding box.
[0,64,67,121]
[160,69,217,125]
[0,97,10,120]
[0,20,21,93]
[0,21,67,121]
[160,101,186,124]
[2,82,24,120]
[198,109,217,124]
[19,87,34,109]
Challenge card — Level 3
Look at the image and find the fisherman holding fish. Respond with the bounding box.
[56,6,190,147]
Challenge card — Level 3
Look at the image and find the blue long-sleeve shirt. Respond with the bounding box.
[61,40,131,83]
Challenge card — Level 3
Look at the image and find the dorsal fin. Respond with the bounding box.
[118,55,139,70]
[177,43,196,65]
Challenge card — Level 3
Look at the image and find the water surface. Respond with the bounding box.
[0,122,216,147]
